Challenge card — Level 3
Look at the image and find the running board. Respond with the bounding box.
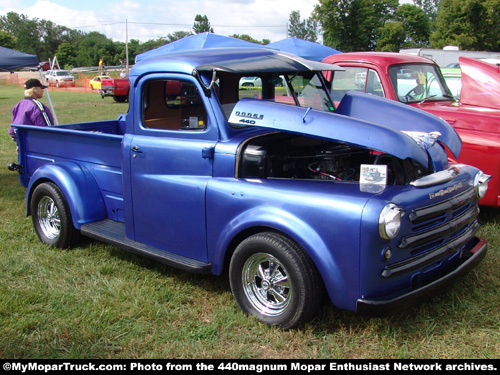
[80,219,212,274]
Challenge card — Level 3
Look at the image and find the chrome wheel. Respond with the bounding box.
[242,252,292,316]
[31,182,79,248]
[37,196,61,240]
[230,232,323,328]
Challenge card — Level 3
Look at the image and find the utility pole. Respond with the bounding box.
[125,19,129,72]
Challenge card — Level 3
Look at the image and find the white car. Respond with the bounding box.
[239,76,262,89]
[45,70,75,87]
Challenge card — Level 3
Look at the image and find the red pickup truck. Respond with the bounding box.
[100,77,129,102]
[323,52,500,208]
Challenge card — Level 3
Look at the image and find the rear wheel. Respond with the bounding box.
[229,232,323,329]
[31,182,79,248]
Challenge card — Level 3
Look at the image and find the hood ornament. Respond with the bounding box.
[402,131,442,149]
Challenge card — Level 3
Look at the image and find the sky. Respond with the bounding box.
[0,0,323,43]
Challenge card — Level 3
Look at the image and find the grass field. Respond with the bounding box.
[0,84,499,359]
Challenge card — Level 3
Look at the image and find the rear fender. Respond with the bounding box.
[27,162,106,229]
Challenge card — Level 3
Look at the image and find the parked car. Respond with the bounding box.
[89,75,112,90]
[99,77,129,102]
[45,69,75,87]
[29,61,51,72]
[323,52,500,208]
[239,76,262,89]
[354,72,366,88]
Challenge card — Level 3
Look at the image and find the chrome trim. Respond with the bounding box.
[382,221,479,277]
[410,166,459,187]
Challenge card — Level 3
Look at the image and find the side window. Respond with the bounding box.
[366,70,384,97]
[331,67,384,101]
[142,79,207,131]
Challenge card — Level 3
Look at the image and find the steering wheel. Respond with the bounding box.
[405,84,424,100]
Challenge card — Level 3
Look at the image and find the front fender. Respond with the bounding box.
[27,162,106,229]
[209,205,356,308]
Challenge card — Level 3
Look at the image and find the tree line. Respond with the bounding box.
[312,0,500,52]
[1,0,500,70]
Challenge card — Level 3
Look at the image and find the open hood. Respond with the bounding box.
[229,98,431,166]
[459,56,500,110]
[334,91,462,159]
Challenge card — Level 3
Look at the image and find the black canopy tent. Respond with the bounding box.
[0,46,58,124]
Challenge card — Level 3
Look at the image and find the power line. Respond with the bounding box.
[72,20,285,29]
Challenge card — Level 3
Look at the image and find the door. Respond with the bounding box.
[127,77,218,262]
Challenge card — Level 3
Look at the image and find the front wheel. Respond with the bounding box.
[31,182,79,248]
[229,232,323,329]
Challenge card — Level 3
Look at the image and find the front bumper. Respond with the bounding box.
[356,237,487,316]
[57,81,75,87]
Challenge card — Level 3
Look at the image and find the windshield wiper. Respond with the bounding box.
[418,95,436,104]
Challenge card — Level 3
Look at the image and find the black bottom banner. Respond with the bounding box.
[1,359,498,374]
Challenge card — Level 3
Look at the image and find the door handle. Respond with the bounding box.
[131,145,142,153]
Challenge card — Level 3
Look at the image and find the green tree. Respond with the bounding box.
[0,12,41,56]
[0,30,17,49]
[314,0,399,51]
[396,4,430,47]
[38,20,81,61]
[431,0,500,50]
[73,31,116,67]
[413,0,440,22]
[56,42,76,68]
[166,31,193,43]
[288,10,318,42]
[377,3,430,51]
[376,21,406,51]
[193,15,214,34]
[126,39,143,60]
[0,12,82,60]
[229,34,270,45]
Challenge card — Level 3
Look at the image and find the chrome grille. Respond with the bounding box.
[382,187,479,278]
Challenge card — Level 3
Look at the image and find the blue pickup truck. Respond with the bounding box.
[10,48,489,329]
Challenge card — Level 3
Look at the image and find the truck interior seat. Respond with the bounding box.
[143,80,181,130]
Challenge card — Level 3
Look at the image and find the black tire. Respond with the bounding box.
[31,182,79,248]
[113,95,128,103]
[229,232,323,329]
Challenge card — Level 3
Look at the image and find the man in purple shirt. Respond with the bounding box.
[9,78,54,142]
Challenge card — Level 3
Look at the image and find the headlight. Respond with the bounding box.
[474,171,491,199]
[379,203,404,240]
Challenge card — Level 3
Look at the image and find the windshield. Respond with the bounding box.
[388,64,454,103]
[281,73,335,112]
[217,71,335,125]
[56,71,71,76]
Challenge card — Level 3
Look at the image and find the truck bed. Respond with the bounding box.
[17,120,125,175]
[15,120,126,221]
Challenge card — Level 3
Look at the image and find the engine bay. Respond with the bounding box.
[237,133,430,185]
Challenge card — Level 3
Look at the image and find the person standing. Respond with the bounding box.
[9,78,54,142]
